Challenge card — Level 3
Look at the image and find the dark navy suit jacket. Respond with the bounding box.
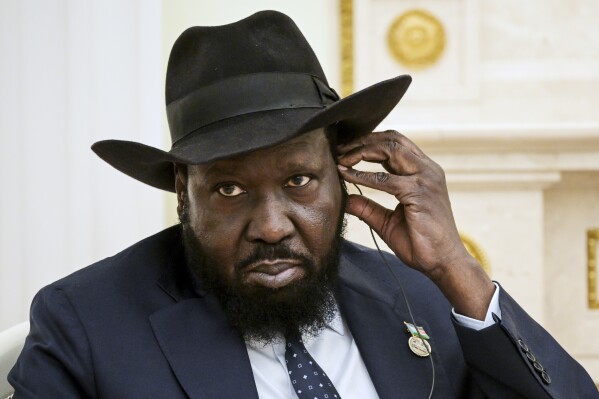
[9,226,599,398]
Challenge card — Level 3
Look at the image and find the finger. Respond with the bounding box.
[345,194,393,239]
[338,141,421,176]
[384,130,425,158]
[338,165,409,197]
[336,130,393,154]
[338,130,425,159]
[337,144,391,168]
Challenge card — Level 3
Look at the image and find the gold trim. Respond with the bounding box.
[340,0,354,97]
[460,233,491,276]
[588,229,599,309]
[387,9,446,70]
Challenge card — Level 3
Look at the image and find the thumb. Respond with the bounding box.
[345,194,392,238]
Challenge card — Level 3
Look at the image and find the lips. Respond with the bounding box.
[242,259,306,289]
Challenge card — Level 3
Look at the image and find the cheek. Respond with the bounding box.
[295,181,343,253]
[188,189,241,241]
[187,202,246,277]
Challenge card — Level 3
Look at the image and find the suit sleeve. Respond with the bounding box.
[8,286,97,399]
[453,287,599,398]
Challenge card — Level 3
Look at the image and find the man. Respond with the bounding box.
[9,10,598,399]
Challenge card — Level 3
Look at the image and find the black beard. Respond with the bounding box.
[180,191,347,344]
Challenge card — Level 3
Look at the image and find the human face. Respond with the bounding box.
[176,128,344,292]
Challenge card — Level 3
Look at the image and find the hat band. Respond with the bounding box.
[167,72,339,145]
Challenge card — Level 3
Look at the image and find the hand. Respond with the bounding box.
[337,130,495,320]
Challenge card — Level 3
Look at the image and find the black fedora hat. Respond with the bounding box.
[92,10,411,192]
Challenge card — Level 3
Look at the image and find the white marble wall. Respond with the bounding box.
[347,0,599,382]
[352,0,599,126]
[0,0,165,331]
[544,173,599,378]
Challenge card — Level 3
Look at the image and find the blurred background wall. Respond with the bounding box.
[0,0,165,329]
[1,0,598,383]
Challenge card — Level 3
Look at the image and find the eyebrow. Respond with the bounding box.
[197,132,330,182]
[201,150,322,181]
[197,162,239,179]
[199,163,239,184]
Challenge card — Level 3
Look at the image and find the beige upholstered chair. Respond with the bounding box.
[0,322,29,399]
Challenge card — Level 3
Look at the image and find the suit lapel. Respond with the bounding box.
[149,239,443,398]
[337,255,436,399]
[150,291,259,399]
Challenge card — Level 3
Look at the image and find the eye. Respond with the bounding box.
[217,184,246,197]
[286,175,312,188]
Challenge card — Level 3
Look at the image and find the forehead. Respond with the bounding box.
[191,128,331,178]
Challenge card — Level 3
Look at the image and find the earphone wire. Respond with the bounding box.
[352,184,435,399]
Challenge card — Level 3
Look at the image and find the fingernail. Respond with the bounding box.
[337,165,348,171]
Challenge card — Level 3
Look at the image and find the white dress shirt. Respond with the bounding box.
[247,284,501,399]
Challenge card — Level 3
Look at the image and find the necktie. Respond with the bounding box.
[285,334,342,399]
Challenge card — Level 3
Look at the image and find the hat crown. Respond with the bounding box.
[91,10,410,193]
[165,11,328,105]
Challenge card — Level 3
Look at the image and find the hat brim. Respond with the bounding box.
[92,75,412,192]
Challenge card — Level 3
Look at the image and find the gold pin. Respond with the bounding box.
[408,336,432,357]
[404,322,432,357]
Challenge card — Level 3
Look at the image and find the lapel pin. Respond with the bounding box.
[404,322,432,357]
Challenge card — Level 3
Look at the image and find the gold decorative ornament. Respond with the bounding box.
[408,336,432,357]
[387,9,446,69]
[588,229,599,309]
[340,0,354,97]
[460,233,490,276]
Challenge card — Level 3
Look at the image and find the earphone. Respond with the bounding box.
[351,183,436,399]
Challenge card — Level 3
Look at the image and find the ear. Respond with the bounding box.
[174,163,187,217]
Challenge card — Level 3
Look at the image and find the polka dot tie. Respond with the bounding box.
[285,334,342,399]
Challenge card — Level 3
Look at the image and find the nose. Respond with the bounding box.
[245,196,295,244]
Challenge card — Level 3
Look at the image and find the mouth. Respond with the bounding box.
[243,259,306,289]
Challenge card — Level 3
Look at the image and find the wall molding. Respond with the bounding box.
[589,229,599,309]
[381,123,599,153]
[339,0,354,97]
